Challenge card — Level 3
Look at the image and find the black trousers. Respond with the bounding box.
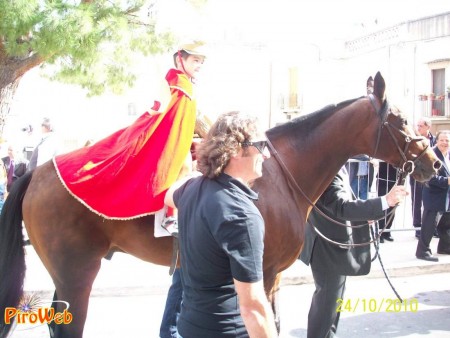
[308,257,346,338]
[437,212,450,253]
[416,209,441,256]
[409,177,424,228]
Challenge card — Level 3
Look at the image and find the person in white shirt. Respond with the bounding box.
[27,117,60,171]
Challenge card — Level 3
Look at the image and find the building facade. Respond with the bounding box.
[270,12,450,132]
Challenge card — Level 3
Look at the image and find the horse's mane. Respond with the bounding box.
[266,97,361,139]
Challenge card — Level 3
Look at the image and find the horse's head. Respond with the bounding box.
[371,72,440,182]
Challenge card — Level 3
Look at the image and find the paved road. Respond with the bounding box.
[8,246,450,337]
[280,273,450,338]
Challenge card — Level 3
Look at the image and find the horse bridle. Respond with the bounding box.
[369,94,429,180]
[266,94,429,248]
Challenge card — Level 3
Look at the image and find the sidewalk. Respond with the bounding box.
[24,228,450,293]
[281,229,450,286]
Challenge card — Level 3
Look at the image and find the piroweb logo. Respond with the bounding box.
[4,293,73,328]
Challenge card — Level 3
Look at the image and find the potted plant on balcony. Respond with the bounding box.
[418,94,428,101]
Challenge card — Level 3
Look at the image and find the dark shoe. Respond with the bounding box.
[161,216,178,238]
[381,234,394,242]
[379,236,384,243]
[415,230,421,238]
[416,253,439,262]
[437,249,450,255]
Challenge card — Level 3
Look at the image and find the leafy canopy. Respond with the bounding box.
[0,0,176,95]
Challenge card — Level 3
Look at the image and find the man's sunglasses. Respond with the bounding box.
[241,140,268,154]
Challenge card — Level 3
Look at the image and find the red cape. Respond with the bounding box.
[54,69,196,219]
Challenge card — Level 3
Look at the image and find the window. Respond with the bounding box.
[288,67,299,109]
[431,68,445,116]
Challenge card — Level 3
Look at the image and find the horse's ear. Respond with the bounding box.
[373,72,386,101]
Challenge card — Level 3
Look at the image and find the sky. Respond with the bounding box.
[158,0,450,47]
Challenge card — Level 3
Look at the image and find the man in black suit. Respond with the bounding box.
[299,167,407,338]
[416,130,450,262]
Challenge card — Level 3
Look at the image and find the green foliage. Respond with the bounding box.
[0,0,177,95]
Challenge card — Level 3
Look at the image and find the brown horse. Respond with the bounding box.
[0,72,440,338]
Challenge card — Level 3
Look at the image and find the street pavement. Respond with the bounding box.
[8,229,450,337]
[281,271,450,338]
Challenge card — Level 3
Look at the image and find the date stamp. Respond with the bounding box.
[336,298,419,313]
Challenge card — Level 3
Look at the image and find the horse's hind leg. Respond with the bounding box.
[49,259,102,338]
[47,291,58,337]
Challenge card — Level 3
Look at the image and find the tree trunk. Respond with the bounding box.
[0,43,44,140]
[0,78,21,141]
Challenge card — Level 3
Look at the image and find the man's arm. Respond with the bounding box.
[427,173,450,190]
[321,175,408,222]
[234,279,278,338]
[164,171,202,208]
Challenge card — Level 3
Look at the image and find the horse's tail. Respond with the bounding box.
[0,171,33,338]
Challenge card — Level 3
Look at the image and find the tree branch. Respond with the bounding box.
[1,52,45,84]
[14,53,45,78]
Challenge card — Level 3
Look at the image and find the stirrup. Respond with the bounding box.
[161,216,178,238]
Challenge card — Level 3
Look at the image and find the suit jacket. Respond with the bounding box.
[300,171,386,276]
[1,156,29,190]
[422,146,450,212]
[409,132,436,196]
[427,132,436,148]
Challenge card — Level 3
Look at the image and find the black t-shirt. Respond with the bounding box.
[174,173,265,338]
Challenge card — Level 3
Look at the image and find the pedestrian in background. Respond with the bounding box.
[2,144,29,191]
[348,155,375,200]
[410,117,436,238]
[0,160,7,213]
[348,76,376,200]
[416,130,450,262]
[27,117,60,171]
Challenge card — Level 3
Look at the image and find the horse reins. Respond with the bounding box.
[266,95,426,248]
[265,136,386,248]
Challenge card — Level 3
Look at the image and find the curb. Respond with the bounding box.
[280,261,450,287]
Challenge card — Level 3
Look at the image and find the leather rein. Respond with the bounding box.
[266,94,429,247]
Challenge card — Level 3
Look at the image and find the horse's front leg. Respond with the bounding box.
[267,273,282,334]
